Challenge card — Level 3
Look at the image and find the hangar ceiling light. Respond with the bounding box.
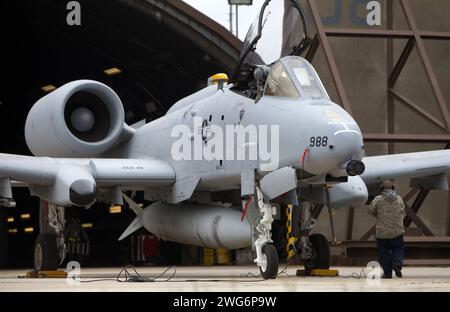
[104,67,122,76]
[24,227,34,233]
[7,217,14,223]
[82,223,93,229]
[41,85,56,93]
[20,213,31,220]
[8,229,18,234]
[109,205,122,214]
[20,213,30,220]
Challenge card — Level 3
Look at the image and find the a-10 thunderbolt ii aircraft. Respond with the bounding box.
[1,0,450,279]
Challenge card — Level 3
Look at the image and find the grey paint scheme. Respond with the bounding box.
[361,150,450,185]
[1,57,450,207]
[0,154,174,206]
[25,80,135,158]
[139,202,252,249]
[259,167,298,200]
[0,56,449,248]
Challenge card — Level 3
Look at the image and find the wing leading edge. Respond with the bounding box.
[0,153,175,206]
[361,150,450,185]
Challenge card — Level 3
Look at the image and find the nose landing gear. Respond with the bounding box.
[253,185,279,280]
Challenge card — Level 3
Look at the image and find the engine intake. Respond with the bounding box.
[25,80,126,157]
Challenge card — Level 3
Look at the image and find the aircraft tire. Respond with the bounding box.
[259,244,279,280]
[34,233,58,271]
[309,233,330,270]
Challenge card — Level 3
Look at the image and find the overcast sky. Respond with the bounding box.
[182,0,266,39]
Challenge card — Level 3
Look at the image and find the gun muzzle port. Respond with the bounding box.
[346,160,365,176]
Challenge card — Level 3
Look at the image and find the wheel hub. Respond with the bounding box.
[260,253,268,272]
[34,244,43,271]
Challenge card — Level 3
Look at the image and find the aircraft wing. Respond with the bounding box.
[0,153,175,206]
[361,150,450,185]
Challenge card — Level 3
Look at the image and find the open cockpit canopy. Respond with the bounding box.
[232,0,309,83]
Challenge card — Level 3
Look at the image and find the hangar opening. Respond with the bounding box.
[0,0,241,268]
[0,0,449,273]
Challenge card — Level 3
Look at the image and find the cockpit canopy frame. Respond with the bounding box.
[263,56,330,101]
[231,0,310,84]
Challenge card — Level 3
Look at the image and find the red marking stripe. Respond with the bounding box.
[241,196,252,222]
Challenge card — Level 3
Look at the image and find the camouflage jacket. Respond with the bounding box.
[368,193,405,239]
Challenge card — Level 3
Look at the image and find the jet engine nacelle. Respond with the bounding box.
[141,203,253,249]
[25,80,127,157]
[301,176,369,209]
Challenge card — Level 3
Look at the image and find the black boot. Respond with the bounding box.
[393,264,402,278]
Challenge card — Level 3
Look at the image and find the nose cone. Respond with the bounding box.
[304,105,364,176]
[328,121,364,160]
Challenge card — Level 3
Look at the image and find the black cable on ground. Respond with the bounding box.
[239,255,295,280]
[76,264,176,283]
[340,268,368,279]
[69,245,299,284]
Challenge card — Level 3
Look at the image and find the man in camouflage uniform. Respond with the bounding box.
[368,180,405,278]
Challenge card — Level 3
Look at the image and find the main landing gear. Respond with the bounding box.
[34,201,65,271]
[295,202,332,276]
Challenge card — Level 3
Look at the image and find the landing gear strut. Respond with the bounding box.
[253,185,279,279]
[297,202,331,273]
[304,233,330,271]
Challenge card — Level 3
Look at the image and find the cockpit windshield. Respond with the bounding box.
[288,58,326,99]
[264,61,300,99]
[264,57,328,100]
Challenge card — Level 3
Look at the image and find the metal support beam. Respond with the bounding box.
[404,189,430,227]
[388,39,415,88]
[386,0,395,154]
[404,203,434,236]
[305,35,319,63]
[346,207,355,241]
[399,0,450,130]
[302,0,450,241]
[306,0,352,113]
[360,224,375,241]
[325,28,415,39]
[325,29,450,40]
[311,204,324,220]
[420,31,450,40]
[389,89,448,131]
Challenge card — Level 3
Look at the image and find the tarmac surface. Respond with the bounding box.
[0,266,449,292]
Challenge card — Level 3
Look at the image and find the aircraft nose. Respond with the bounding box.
[303,107,364,176]
[329,124,363,161]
